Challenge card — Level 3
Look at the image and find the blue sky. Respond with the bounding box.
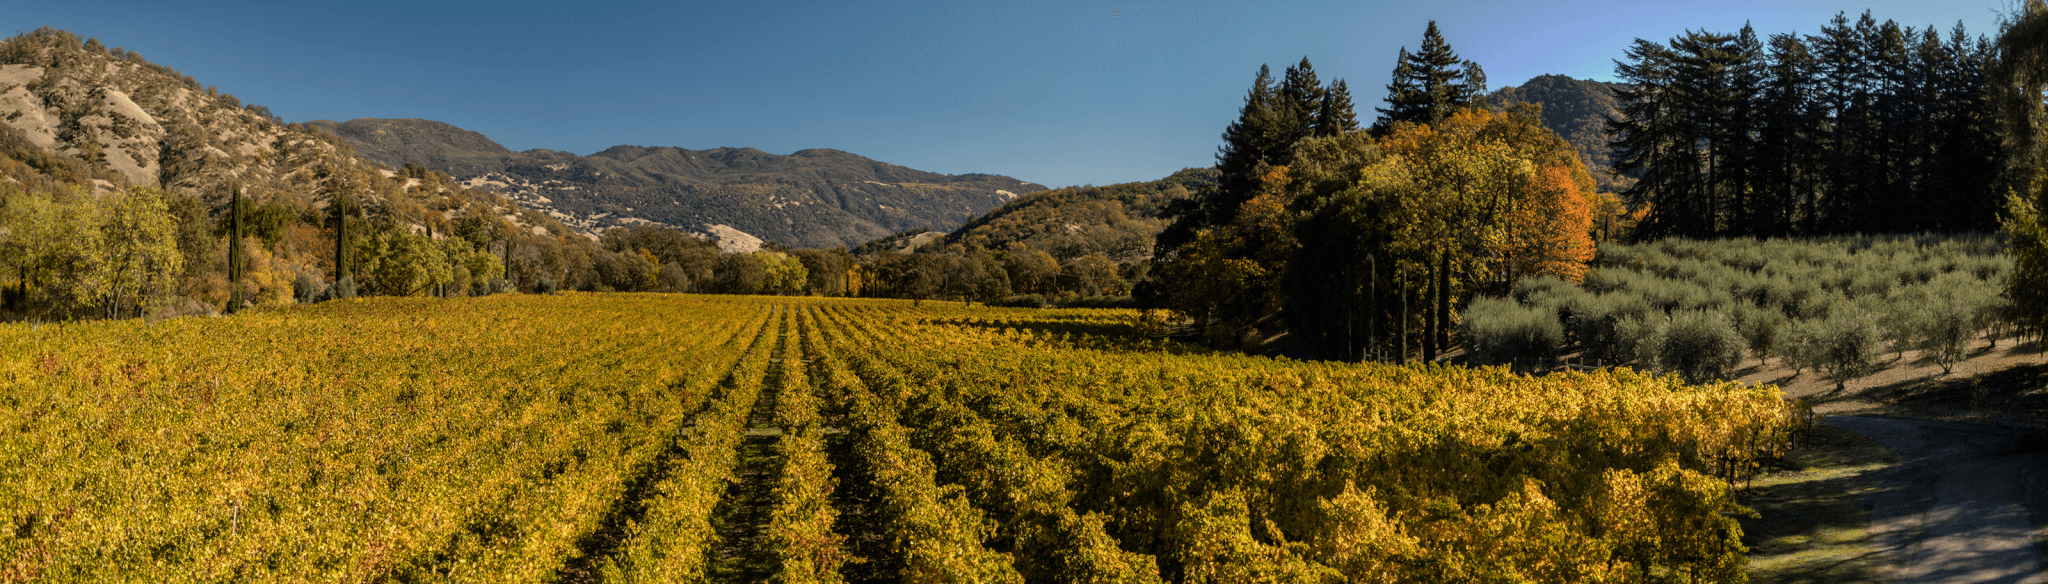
[7,0,2013,188]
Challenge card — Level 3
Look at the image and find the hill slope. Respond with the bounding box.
[941,167,1217,261]
[0,27,600,310]
[311,117,1048,249]
[1489,74,1629,191]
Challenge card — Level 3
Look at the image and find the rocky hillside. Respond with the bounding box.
[0,28,575,240]
[311,117,1048,249]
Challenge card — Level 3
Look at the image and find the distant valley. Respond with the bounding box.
[309,118,1046,250]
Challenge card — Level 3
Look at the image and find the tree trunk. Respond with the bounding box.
[1437,249,1450,358]
[1424,255,1437,363]
[1397,269,1408,365]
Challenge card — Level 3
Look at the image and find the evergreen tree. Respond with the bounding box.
[1315,79,1361,136]
[228,183,242,313]
[1208,64,1279,223]
[1609,38,1693,237]
[1274,57,1326,150]
[1374,21,1480,133]
[1755,32,1821,235]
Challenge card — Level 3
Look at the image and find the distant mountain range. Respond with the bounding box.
[310,118,1047,249]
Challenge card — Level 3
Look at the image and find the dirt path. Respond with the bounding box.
[1825,416,2048,584]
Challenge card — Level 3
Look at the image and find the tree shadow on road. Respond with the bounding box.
[1741,423,1903,584]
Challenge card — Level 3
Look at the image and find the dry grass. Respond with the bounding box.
[1735,336,2048,425]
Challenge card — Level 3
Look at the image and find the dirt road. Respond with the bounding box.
[1830,416,2048,583]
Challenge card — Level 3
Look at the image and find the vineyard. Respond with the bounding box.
[1,294,1800,582]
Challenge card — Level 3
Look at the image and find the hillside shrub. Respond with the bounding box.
[1612,313,1665,371]
[1660,309,1745,384]
[1569,292,1653,364]
[1813,309,1882,391]
[1460,297,1563,372]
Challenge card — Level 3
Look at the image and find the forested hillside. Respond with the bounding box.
[314,117,1047,249]
[942,167,1216,262]
[1488,75,1630,192]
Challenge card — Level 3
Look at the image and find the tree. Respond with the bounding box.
[1374,21,1485,133]
[95,187,182,318]
[1005,249,1061,295]
[792,247,853,296]
[1316,79,1361,137]
[368,229,451,296]
[228,182,242,312]
[1063,252,1122,296]
[755,251,808,295]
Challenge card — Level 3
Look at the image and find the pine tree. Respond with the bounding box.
[1210,64,1279,222]
[1756,32,1821,235]
[1315,79,1360,136]
[1375,21,1479,133]
[334,191,348,293]
[1275,57,1326,149]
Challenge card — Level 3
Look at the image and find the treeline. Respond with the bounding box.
[1611,12,2003,237]
[1146,23,1630,360]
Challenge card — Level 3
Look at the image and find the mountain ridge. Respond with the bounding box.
[314,117,1048,248]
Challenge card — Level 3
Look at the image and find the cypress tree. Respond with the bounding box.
[229,182,241,313]
[334,192,348,291]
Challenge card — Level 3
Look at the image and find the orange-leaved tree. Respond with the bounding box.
[1504,164,1597,283]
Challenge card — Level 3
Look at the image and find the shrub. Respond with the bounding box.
[330,275,357,300]
[1660,309,1746,384]
[1570,292,1653,364]
[1813,309,1882,392]
[484,278,514,295]
[1060,295,1140,309]
[1612,313,1666,371]
[1460,297,1563,372]
[534,277,559,295]
[991,294,1050,309]
[293,273,323,305]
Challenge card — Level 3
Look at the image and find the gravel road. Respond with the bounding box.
[1831,416,2048,583]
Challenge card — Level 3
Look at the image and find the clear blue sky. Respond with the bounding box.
[6,0,2013,188]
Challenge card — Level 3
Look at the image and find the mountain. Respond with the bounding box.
[0,27,606,310]
[0,28,576,238]
[1489,74,1631,192]
[310,118,1048,249]
[940,167,1217,261]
